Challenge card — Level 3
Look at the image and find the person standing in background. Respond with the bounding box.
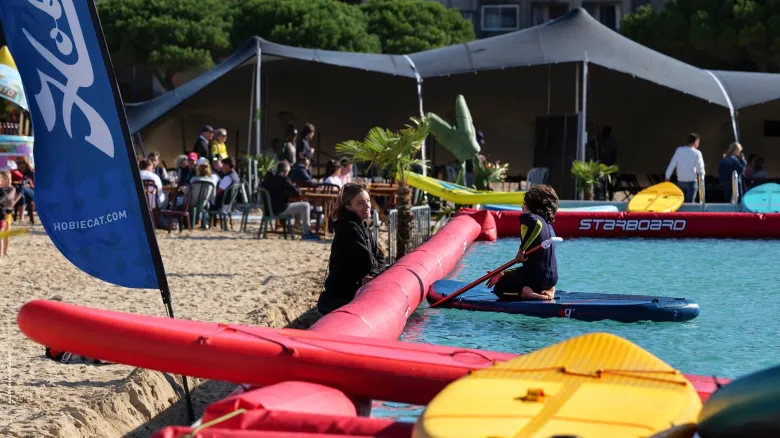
[665,133,705,203]
[280,124,297,164]
[210,128,229,161]
[193,126,213,159]
[718,142,747,202]
[297,123,316,160]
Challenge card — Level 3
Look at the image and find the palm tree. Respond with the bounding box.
[336,117,430,258]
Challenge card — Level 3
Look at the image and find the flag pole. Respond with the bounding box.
[86,0,195,422]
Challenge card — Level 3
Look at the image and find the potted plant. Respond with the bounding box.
[336,117,430,258]
[571,160,619,200]
[473,158,509,191]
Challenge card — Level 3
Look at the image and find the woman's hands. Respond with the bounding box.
[515,248,527,263]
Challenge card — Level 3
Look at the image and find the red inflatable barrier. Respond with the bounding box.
[152,408,413,438]
[309,215,481,339]
[460,208,780,239]
[154,428,374,438]
[200,382,357,419]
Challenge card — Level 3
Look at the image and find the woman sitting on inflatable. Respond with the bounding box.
[318,183,385,314]
[487,184,559,301]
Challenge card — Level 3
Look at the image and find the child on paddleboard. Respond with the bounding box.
[487,184,559,300]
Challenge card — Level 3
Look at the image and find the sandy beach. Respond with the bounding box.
[0,224,332,437]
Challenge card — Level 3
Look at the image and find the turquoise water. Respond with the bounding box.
[373,237,780,421]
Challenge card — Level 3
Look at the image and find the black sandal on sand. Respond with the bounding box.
[44,347,111,365]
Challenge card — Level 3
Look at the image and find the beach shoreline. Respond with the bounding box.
[0,225,329,437]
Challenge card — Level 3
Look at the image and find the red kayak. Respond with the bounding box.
[17,300,728,405]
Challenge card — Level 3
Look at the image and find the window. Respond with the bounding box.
[532,4,570,26]
[582,3,622,30]
[481,5,520,31]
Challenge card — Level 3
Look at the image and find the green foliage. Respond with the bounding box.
[231,0,381,53]
[255,152,279,178]
[360,0,475,54]
[336,117,430,183]
[571,160,619,187]
[621,1,780,72]
[473,160,509,191]
[97,0,233,89]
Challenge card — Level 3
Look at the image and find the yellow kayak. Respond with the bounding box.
[414,332,701,438]
[406,172,525,205]
[628,182,685,212]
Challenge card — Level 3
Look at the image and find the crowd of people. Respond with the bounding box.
[664,133,771,203]
[135,122,359,237]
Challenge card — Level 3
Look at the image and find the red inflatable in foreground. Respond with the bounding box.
[18,299,727,407]
[459,208,780,239]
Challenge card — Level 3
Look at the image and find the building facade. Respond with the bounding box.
[432,0,658,38]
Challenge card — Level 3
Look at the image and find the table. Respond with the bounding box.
[367,185,398,222]
[294,192,338,236]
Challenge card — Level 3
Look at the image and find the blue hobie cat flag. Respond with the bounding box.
[0,0,166,290]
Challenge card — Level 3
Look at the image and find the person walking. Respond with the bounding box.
[665,133,705,203]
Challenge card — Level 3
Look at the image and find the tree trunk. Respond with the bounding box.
[396,181,415,259]
[584,184,595,201]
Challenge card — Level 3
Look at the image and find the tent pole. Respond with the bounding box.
[247,58,256,157]
[404,54,426,176]
[580,58,588,164]
[705,70,740,142]
[255,44,262,156]
[574,63,579,114]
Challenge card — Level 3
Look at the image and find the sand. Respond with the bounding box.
[0,224,332,437]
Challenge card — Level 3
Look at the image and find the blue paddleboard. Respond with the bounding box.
[741,182,780,213]
[428,279,700,323]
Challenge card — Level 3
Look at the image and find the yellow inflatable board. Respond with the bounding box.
[628,182,685,213]
[406,172,525,205]
[414,332,701,438]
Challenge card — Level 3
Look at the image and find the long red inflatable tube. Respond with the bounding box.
[200,382,358,418]
[459,208,780,239]
[154,428,378,438]
[309,215,481,339]
[17,299,727,405]
[152,407,414,438]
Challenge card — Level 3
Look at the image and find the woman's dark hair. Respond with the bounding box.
[335,182,368,220]
[300,123,315,138]
[325,159,339,177]
[524,184,559,224]
[339,157,350,166]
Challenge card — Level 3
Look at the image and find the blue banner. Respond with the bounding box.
[0,0,162,289]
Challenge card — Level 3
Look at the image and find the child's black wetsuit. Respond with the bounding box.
[492,212,558,300]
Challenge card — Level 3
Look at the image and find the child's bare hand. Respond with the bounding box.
[486,271,504,288]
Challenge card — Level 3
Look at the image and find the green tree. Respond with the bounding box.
[360,0,475,54]
[621,2,780,72]
[97,0,233,90]
[231,0,381,53]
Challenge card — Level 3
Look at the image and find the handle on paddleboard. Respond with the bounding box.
[430,236,563,308]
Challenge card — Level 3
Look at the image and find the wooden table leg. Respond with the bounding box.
[371,197,387,223]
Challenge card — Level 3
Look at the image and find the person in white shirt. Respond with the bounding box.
[665,133,705,203]
[323,160,343,187]
[139,159,167,206]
